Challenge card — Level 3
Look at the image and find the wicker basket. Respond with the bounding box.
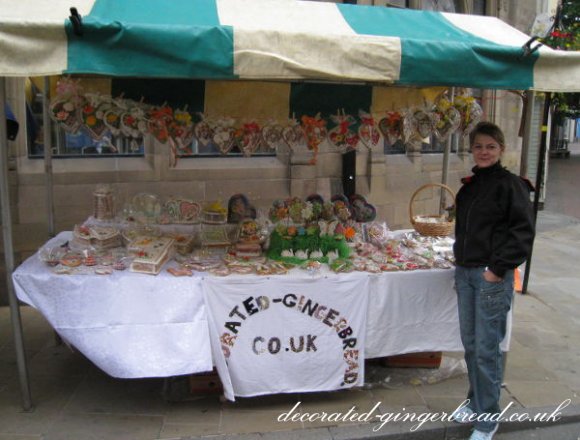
[409,183,455,237]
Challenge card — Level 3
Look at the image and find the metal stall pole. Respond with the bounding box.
[522,92,552,295]
[43,78,55,238]
[440,88,455,213]
[519,91,536,178]
[0,78,33,411]
[516,90,536,292]
[42,78,62,347]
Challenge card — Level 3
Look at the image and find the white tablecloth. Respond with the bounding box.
[12,231,482,381]
[366,269,461,357]
[13,233,213,378]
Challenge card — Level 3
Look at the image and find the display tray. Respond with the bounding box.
[234,242,262,258]
[72,225,122,250]
[128,236,175,275]
[202,210,227,225]
[200,225,231,247]
[172,234,196,255]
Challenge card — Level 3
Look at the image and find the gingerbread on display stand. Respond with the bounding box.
[234,219,262,258]
[93,184,116,221]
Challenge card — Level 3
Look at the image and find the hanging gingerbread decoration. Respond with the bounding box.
[300,113,327,165]
[357,110,381,150]
[328,110,359,153]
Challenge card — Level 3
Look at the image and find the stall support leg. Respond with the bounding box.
[0,77,33,411]
[41,78,61,347]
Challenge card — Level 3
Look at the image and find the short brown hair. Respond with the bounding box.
[469,122,505,147]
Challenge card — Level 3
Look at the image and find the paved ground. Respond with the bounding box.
[1,145,580,440]
[544,141,580,220]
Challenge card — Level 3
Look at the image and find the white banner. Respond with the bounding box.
[203,273,370,399]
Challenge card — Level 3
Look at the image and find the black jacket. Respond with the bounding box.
[453,162,535,277]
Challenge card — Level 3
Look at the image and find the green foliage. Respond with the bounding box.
[267,230,350,264]
[540,2,579,116]
[542,1,580,51]
[553,93,580,120]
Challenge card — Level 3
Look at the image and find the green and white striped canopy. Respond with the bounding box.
[1,0,579,91]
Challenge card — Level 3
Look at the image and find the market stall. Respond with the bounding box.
[13,188,514,401]
[2,0,580,408]
[13,230,469,401]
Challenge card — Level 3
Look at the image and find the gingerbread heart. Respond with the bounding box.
[411,109,435,139]
[402,112,415,143]
[236,122,262,157]
[452,95,484,137]
[147,119,167,143]
[241,133,261,157]
[282,125,306,152]
[261,124,283,150]
[303,125,327,151]
[120,105,147,140]
[213,126,235,155]
[121,111,140,139]
[349,194,377,223]
[358,123,381,149]
[162,198,200,223]
[49,97,82,133]
[179,200,201,223]
[81,101,110,140]
[378,111,403,145]
[227,193,256,223]
[175,129,195,152]
[331,195,353,223]
[194,121,213,148]
[172,109,194,148]
[328,114,359,153]
[147,106,173,143]
[434,106,461,141]
[460,101,483,136]
[103,108,123,137]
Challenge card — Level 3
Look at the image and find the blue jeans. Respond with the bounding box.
[455,266,514,433]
